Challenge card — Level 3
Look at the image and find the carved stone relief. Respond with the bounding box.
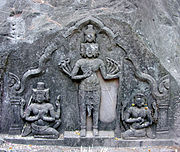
[59,23,120,137]
[20,82,61,139]
[4,16,174,142]
[122,93,155,139]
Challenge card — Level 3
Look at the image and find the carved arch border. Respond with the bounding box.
[8,16,170,99]
[64,16,116,40]
[8,16,117,95]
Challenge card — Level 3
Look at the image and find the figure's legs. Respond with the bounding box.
[92,90,100,136]
[146,125,156,139]
[92,104,99,136]
[21,123,32,137]
[79,90,87,137]
[33,127,59,139]
[121,128,135,139]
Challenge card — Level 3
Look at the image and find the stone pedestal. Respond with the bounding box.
[3,131,176,147]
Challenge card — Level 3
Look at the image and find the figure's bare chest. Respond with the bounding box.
[32,104,49,115]
[80,60,100,72]
[131,108,147,118]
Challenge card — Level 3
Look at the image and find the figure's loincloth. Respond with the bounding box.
[79,89,100,116]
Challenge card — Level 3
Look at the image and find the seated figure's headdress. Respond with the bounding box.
[32,82,50,101]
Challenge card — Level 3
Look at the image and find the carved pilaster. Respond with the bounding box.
[156,104,169,132]
[174,100,180,137]
[0,69,5,133]
[9,97,22,135]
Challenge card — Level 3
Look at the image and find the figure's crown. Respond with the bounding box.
[135,93,145,98]
[36,82,45,90]
[32,82,50,101]
[32,82,49,94]
[84,24,96,34]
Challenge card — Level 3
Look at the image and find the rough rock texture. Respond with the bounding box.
[0,0,179,84]
[2,136,179,151]
[0,144,179,152]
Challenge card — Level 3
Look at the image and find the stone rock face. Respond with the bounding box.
[0,0,180,146]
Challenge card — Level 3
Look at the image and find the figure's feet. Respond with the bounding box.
[80,129,86,137]
[93,128,99,136]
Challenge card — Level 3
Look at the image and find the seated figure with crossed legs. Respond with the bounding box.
[21,82,61,139]
[122,93,153,139]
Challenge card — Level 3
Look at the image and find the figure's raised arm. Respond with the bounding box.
[146,109,153,126]
[100,60,119,80]
[20,98,26,119]
[58,58,72,77]
[55,95,61,119]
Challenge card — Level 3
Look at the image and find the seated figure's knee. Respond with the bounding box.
[54,129,59,137]
[48,127,59,137]
[122,129,135,139]
[53,119,61,129]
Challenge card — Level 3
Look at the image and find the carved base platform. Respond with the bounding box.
[3,131,178,147]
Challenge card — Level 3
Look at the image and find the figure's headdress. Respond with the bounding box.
[134,93,145,100]
[133,92,146,102]
[84,25,96,36]
[80,24,99,58]
[32,82,49,101]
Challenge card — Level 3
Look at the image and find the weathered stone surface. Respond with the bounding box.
[98,72,119,123]
[0,0,179,84]
[3,134,176,147]
[0,141,179,152]
[0,0,179,147]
